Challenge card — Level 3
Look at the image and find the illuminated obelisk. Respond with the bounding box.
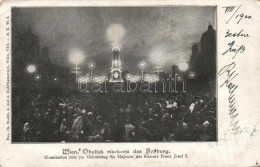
[109,48,123,82]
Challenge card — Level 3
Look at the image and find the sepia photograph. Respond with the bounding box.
[11,7,217,143]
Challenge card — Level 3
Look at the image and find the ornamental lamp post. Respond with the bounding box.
[88,62,95,78]
[139,61,146,79]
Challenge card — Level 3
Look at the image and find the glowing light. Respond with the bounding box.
[188,72,196,79]
[78,77,85,83]
[88,62,95,69]
[34,74,41,81]
[125,74,142,82]
[139,61,146,69]
[177,76,183,81]
[143,74,159,83]
[136,75,141,81]
[106,24,126,49]
[152,74,159,82]
[27,65,36,73]
[92,75,107,84]
[54,77,58,81]
[69,49,85,65]
[144,74,152,82]
[178,62,189,71]
[78,75,91,83]
[93,76,99,83]
[101,75,108,80]
[125,74,132,80]
[113,72,119,79]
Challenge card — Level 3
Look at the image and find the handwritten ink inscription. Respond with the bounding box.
[225,29,249,38]
[219,5,252,135]
[222,40,245,59]
[218,62,241,135]
[223,5,252,24]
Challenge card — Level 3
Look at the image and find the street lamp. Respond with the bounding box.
[34,74,41,81]
[188,71,196,79]
[27,64,36,73]
[88,62,95,79]
[139,61,146,79]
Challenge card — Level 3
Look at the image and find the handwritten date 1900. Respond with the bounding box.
[235,13,251,24]
[224,5,252,24]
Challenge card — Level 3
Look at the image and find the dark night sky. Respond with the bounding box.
[13,7,216,74]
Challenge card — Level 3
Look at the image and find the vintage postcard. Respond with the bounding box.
[0,0,259,166]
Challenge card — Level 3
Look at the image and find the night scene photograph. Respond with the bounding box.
[11,7,217,142]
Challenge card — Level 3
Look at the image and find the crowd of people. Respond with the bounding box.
[12,90,216,142]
